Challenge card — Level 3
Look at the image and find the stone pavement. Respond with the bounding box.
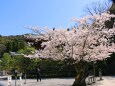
[0,76,115,86]
[0,78,74,86]
[90,76,115,86]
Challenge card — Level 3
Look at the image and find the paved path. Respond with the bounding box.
[90,76,115,86]
[0,76,115,86]
[0,78,74,86]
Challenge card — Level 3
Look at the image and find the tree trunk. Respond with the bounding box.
[72,61,88,86]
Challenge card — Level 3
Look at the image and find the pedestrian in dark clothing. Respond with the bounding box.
[36,66,41,82]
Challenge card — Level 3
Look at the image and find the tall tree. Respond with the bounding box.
[0,35,2,43]
[26,13,115,86]
[0,44,6,57]
[110,0,115,14]
[104,0,115,29]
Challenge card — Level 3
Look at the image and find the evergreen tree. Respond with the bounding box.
[0,44,6,57]
[1,53,11,71]
[106,0,115,28]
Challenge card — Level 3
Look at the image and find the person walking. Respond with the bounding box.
[36,66,41,82]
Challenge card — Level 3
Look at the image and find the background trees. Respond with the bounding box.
[0,35,26,53]
[84,0,111,16]
[110,0,115,14]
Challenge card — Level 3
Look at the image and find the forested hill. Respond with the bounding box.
[0,35,26,57]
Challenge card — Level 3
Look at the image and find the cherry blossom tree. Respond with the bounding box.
[25,12,115,86]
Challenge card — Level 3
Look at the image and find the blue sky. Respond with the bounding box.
[0,0,106,36]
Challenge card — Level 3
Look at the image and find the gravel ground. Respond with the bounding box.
[0,76,115,86]
[0,78,74,86]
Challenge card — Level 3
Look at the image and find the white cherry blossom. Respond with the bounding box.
[25,12,115,63]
